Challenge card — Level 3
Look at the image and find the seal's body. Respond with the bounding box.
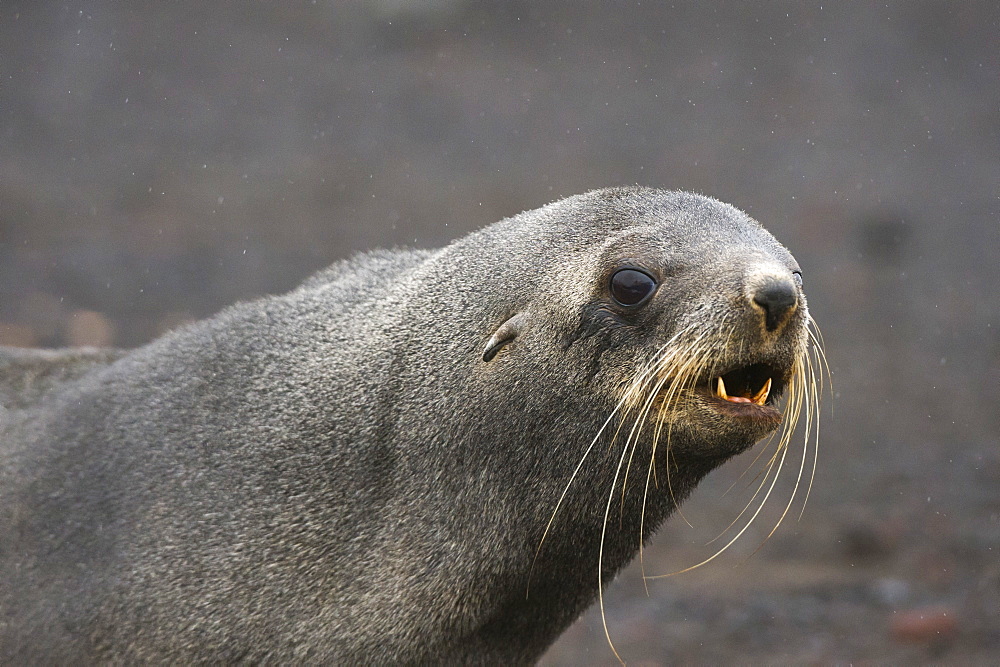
[0,188,814,662]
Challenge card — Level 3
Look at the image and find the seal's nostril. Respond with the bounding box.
[752,278,798,332]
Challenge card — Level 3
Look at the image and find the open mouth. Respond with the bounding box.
[698,362,788,414]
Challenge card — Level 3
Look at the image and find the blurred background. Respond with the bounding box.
[1,1,997,662]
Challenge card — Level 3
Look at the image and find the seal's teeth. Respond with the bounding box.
[752,378,772,406]
[716,376,728,399]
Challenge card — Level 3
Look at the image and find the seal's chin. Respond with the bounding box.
[694,361,788,424]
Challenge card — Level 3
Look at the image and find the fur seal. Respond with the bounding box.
[0,187,822,663]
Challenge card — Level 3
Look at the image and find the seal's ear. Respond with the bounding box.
[482,312,528,362]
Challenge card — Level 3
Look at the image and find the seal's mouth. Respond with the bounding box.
[695,362,788,420]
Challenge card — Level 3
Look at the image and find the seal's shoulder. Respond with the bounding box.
[298,247,435,291]
[0,346,125,410]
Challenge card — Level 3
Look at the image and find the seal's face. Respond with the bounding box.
[553,203,815,468]
[479,190,821,472]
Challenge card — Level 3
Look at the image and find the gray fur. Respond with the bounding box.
[0,188,807,662]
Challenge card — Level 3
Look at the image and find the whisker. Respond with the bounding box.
[799,320,829,518]
[754,359,811,546]
[657,334,715,529]
[705,361,801,548]
[743,326,823,558]
[533,323,697,597]
[635,331,709,544]
[645,430,792,580]
[648,318,816,577]
[527,395,630,598]
[705,433,782,546]
[617,362,674,523]
[633,331,704,589]
[723,429,779,497]
[598,384,661,666]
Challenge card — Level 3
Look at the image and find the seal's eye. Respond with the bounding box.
[792,270,803,287]
[609,268,657,307]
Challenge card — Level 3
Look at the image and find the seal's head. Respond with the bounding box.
[476,188,818,469]
[464,188,823,661]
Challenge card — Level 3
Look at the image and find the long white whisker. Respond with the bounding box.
[530,323,699,596]
[645,432,792,580]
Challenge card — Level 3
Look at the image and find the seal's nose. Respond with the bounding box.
[752,277,798,332]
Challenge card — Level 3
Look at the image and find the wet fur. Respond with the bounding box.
[0,188,819,662]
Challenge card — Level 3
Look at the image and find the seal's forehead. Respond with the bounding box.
[606,203,773,246]
[590,194,796,269]
[576,188,758,238]
[643,192,760,237]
